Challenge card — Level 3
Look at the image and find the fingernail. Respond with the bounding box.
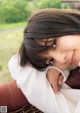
[59,80,62,85]
[54,91,58,94]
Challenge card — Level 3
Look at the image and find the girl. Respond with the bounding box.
[19,8,80,92]
[8,9,80,113]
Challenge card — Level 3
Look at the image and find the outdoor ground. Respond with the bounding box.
[0,22,26,83]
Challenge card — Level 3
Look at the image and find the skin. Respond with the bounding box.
[47,68,64,93]
[44,35,80,93]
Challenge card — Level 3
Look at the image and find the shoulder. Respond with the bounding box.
[8,54,38,80]
[8,54,20,67]
[8,54,21,80]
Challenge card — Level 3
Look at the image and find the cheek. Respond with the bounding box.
[58,39,75,52]
[54,62,67,69]
[57,42,69,52]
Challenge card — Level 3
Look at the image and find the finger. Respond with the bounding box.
[47,68,61,93]
[53,74,63,93]
[51,81,60,93]
[51,73,61,93]
[58,74,64,85]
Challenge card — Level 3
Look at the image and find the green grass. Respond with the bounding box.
[0,21,27,30]
[0,22,25,83]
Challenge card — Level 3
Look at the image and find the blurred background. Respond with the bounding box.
[0,0,80,83]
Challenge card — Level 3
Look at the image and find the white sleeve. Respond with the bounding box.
[8,55,58,113]
[8,54,22,88]
[8,54,20,80]
[8,55,73,113]
[46,66,70,82]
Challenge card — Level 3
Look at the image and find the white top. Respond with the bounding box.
[8,55,80,113]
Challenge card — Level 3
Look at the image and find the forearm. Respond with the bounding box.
[0,80,29,112]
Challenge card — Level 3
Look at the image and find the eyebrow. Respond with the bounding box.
[45,38,55,46]
[42,38,54,42]
[35,38,55,46]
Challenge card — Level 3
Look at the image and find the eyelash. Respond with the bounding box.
[49,58,54,65]
[45,39,57,65]
[48,40,57,65]
[52,40,57,48]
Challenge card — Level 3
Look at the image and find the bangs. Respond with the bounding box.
[24,38,52,70]
[28,54,48,71]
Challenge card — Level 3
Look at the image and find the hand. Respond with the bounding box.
[46,68,64,93]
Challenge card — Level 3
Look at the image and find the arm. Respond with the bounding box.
[0,67,80,112]
[8,55,80,112]
[46,67,63,93]
[46,67,69,93]
[47,66,80,92]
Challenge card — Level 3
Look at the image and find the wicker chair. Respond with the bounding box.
[8,104,42,113]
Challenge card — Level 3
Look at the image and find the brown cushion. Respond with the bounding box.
[0,80,29,112]
[66,66,80,89]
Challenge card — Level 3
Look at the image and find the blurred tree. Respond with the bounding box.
[33,0,62,10]
[0,0,31,23]
[0,0,70,24]
[61,0,80,9]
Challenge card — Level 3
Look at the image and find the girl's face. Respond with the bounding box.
[42,35,80,70]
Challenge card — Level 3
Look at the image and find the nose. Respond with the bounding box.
[50,51,66,64]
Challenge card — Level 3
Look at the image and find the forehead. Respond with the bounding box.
[36,38,55,46]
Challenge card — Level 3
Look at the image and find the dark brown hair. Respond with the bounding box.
[19,8,80,71]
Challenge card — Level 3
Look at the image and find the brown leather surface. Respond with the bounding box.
[66,66,80,89]
[0,80,29,112]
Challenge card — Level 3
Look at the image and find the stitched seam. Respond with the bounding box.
[8,81,15,109]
